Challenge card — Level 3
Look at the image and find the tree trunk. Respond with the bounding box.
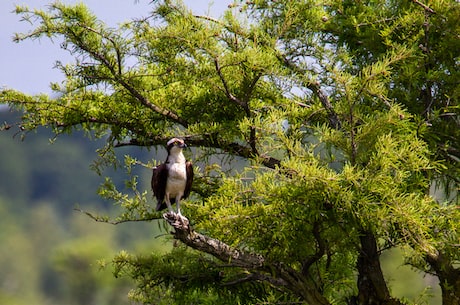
[427,252,460,305]
[356,230,403,305]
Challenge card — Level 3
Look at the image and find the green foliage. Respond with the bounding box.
[1,0,459,304]
[113,246,269,305]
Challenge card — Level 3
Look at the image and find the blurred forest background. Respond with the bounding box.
[0,107,172,305]
[0,107,442,304]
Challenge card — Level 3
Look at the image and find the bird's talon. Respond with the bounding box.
[163,212,189,229]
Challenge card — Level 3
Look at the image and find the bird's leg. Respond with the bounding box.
[163,194,189,229]
[165,194,174,214]
[175,196,182,216]
[175,194,188,226]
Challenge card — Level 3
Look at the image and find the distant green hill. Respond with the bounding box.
[0,107,167,305]
[0,108,155,215]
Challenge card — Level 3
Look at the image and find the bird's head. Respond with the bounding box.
[166,138,187,154]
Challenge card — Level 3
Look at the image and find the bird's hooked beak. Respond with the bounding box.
[167,138,188,151]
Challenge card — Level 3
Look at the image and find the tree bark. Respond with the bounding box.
[163,213,265,268]
[163,212,331,305]
[356,230,403,305]
[427,252,460,305]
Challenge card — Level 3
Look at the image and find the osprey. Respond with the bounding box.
[151,138,193,215]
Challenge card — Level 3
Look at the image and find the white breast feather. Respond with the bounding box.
[165,152,187,198]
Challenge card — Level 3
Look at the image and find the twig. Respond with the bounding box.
[411,0,436,14]
[74,208,161,225]
[277,54,341,130]
[193,14,223,25]
[213,57,246,108]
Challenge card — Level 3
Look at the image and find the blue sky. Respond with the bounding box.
[0,0,230,95]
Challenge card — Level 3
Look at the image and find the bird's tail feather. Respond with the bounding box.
[156,202,167,211]
[155,200,176,212]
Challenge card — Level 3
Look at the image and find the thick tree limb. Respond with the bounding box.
[426,252,460,305]
[163,212,331,305]
[164,212,265,269]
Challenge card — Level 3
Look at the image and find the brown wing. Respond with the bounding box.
[183,161,194,199]
[151,163,168,211]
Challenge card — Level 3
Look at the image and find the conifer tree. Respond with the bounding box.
[1,1,459,304]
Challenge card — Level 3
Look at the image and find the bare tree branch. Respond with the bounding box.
[74,208,161,225]
[163,212,331,305]
[410,0,436,14]
[307,81,341,130]
[301,221,326,276]
[276,54,341,130]
[114,135,281,169]
[164,212,265,268]
[116,76,189,127]
[67,25,189,128]
[214,57,247,109]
